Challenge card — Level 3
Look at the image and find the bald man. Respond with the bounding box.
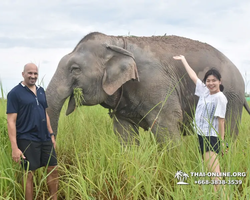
[6,63,58,200]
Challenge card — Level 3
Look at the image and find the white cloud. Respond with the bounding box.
[0,0,250,95]
[0,47,71,95]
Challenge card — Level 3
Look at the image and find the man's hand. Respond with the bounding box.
[51,135,56,149]
[12,148,25,163]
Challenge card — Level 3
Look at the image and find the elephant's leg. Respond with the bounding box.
[113,116,139,144]
[144,94,183,144]
[150,120,182,145]
[225,99,243,138]
[148,108,183,144]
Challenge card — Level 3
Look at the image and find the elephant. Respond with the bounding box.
[46,32,250,143]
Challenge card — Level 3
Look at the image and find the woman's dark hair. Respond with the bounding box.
[203,68,224,91]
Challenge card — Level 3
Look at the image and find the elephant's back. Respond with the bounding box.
[125,35,245,97]
[124,35,214,55]
[81,32,245,103]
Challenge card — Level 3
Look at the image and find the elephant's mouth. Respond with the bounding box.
[66,87,87,115]
[66,93,76,115]
[65,88,102,115]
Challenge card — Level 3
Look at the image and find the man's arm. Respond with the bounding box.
[46,110,56,148]
[7,113,25,163]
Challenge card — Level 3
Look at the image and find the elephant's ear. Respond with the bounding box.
[102,45,139,95]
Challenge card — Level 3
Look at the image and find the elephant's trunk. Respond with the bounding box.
[46,70,71,136]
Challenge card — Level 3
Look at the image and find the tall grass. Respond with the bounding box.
[0,82,250,199]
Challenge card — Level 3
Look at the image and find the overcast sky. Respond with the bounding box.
[0,0,250,97]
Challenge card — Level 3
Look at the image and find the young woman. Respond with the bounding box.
[173,55,228,192]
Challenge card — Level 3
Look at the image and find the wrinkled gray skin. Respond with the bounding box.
[46,32,250,143]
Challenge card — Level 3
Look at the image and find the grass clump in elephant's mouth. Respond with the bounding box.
[73,88,85,107]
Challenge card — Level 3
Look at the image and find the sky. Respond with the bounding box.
[0,0,250,97]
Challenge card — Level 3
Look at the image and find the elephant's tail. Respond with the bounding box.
[244,99,250,115]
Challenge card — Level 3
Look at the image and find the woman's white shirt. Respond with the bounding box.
[194,79,228,137]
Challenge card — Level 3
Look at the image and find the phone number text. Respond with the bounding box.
[194,180,242,185]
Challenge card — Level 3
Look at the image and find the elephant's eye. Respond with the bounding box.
[70,65,81,75]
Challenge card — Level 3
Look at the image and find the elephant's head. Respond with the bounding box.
[46,40,139,135]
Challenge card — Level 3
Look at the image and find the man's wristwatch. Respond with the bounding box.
[50,133,56,136]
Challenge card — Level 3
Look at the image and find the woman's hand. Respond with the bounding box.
[173,55,185,60]
[221,141,228,157]
[173,55,198,84]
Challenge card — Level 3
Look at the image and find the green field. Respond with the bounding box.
[1,91,250,200]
